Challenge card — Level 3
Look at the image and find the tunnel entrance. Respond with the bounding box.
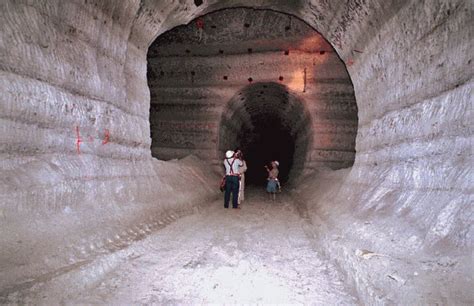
[147,8,358,179]
[219,82,312,185]
[239,116,295,185]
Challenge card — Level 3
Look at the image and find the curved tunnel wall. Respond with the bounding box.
[0,0,472,302]
[148,8,358,179]
[218,82,314,183]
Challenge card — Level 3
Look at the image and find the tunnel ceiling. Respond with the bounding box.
[224,82,312,143]
[147,8,331,58]
[147,8,358,177]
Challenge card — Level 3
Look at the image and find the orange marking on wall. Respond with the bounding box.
[102,129,110,144]
[75,126,82,154]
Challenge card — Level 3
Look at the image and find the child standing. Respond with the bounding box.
[265,161,280,201]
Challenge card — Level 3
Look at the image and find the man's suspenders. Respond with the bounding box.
[226,159,235,175]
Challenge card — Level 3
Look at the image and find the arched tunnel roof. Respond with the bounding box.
[225,82,311,135]
[219,82,314,183]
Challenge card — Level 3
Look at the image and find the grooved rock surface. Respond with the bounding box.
[148,8,357,177]
[0,0,472,304]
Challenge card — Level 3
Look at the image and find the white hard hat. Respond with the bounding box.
[225,150,234,159]
[273,161,279,166]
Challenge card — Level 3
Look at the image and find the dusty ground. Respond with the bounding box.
[4,188,358,305]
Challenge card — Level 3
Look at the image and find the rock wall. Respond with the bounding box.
[0,0,221,292]
[342,0,472,252]
[148,8,358,174]
[0,0,471,303]
[296,168,473,304]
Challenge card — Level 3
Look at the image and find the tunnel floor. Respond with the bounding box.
[11,189,358,304]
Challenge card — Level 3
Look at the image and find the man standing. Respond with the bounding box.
[234,149,248,206]
[223,150,242,209]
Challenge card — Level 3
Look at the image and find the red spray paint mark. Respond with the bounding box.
[196,18,204,29]
[102,129,110,145]
[75,126,82,154]
[346,58,354,67]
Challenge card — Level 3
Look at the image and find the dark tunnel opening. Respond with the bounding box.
[238,115,296,185]
[219,82,312,186]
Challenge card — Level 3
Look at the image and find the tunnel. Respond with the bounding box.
[148,8,357,185]
[0,1,472,304]
[217,81,314,185]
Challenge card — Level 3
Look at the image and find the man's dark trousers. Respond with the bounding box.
[224,175,239,208]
